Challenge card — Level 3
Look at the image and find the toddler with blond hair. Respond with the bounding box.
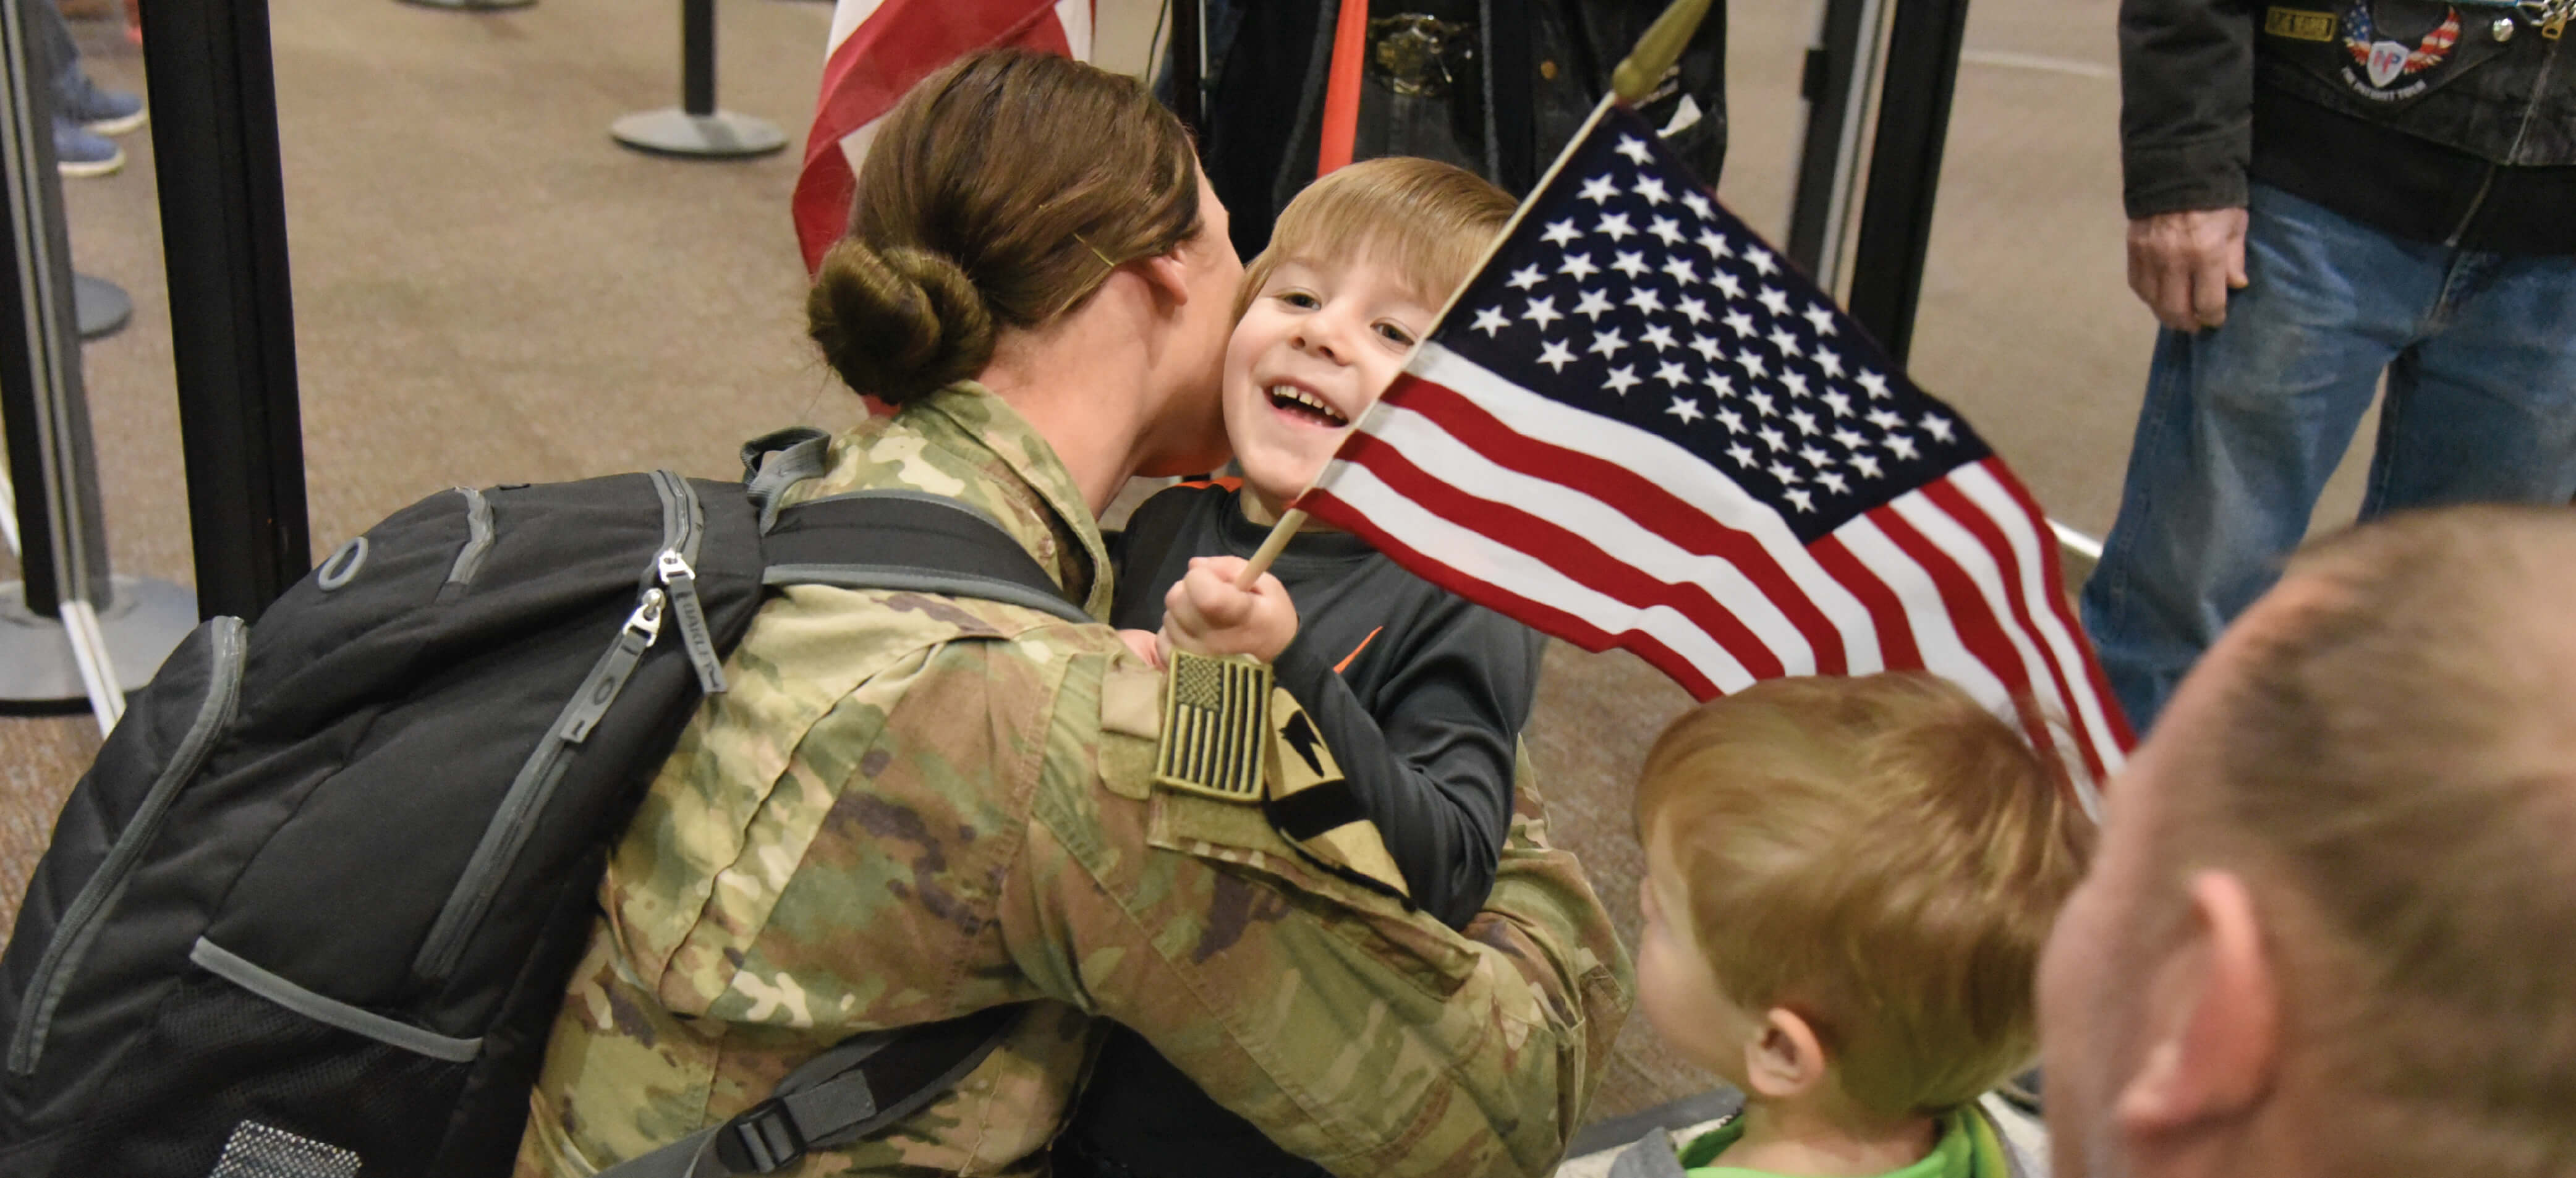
[1620,672,2088,1178]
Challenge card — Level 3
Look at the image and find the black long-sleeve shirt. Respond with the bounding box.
[1061,481,1544,1178]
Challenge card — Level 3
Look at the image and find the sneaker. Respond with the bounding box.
[54,119,123,178]
[61,75,146,137]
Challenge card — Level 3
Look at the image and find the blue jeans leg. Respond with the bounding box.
[2080,185,2441,730]
[36,1,82,114]
[2365,250,2576,514]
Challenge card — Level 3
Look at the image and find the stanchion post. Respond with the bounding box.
[1168,0,1201,133]
[1786,0,1888,282]
[611,0,787,160]
[73,272,130,340]
[1843,0,1971,365]
[0,0,106,619]
[140,0,314,622]
[0,0,195,713]
[681,0,714,116]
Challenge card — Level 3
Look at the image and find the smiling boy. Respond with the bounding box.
[1057,158,1541,1178]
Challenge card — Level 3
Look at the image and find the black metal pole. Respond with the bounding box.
[3,0,197,708]
[1785,0,1876,276]
[610,0,784,158]
[1844,0,1971,365]
[681,0,714,117]
[0,0,108,619]
[0,0,63,617]
[139,0,312,622]
[1169,0,1201,134]
[1482,0,1536,195]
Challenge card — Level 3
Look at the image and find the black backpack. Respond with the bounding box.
[0,429,1078,1178]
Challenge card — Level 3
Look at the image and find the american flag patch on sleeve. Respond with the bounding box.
[1154,650,1273,802]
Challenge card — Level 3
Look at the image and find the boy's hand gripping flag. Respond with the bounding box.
[794,1,1095,274]
[1290,103,2132,807]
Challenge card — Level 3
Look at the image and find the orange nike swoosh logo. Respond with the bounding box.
[1333,627,1383,674]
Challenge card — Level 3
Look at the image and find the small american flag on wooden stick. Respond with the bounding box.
[1282,100,2131,807]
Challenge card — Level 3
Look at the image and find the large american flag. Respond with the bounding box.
[793,1,1094,274]
[1297,106,2130,802]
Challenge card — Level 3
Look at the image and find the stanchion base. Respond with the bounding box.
[74,273,130,341]
[397,0,538,10]
[610,109,788,159]
[0,575,198,711]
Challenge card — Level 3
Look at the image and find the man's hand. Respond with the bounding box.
[1160,556,1299,663]
[2127,208,2250,331]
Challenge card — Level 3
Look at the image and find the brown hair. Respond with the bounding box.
[1636,673,2091,1119]
[807,49,1204,405]
[2189,506,2576,1175]
[1238,156,1515,318]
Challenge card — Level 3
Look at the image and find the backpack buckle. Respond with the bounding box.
[713,1098,807,1173]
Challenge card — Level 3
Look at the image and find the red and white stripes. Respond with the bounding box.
[1303,343,2126,810]
[793,0,1094,274]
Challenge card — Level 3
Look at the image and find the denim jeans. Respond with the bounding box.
[33,0,85,114]
[2081,182,2576,731]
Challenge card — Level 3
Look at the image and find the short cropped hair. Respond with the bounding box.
[1636,674,2092,1119]
[2195,506,2576,1176]
[1239,156,1516,318]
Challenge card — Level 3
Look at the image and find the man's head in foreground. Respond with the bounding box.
[2041,504,2576,1178]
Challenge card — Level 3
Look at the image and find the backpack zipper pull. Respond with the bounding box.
[562,588,665,744]
[627,586,667,643]
[656,549,728,694]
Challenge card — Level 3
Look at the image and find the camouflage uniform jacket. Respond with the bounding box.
[512,384,1633,1177]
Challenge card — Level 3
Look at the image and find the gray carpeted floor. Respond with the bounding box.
[1,0,2385,1130]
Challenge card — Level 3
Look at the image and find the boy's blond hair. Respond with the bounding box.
[1636,674,2091,1119]
[1238,156,1516,318]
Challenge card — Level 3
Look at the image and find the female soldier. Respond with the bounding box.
[514,49,1629,1178]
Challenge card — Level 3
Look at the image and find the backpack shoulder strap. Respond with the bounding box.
[762,489,1092,625]
[740,427,836,534]
[605,495,1081,1175]
[595,1006,1018,1178]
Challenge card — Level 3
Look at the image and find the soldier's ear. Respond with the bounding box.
[1137,248,1197,313]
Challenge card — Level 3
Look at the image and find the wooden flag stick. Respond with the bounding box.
[1236,509,1307,588]
[1612,0,1714,104]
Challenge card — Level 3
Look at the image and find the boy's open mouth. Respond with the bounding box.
[1268,384,1350,428]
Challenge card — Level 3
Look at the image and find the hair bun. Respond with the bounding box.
[807,239,998,407]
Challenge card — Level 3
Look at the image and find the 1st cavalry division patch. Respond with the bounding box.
[1262,687,1411,901]
[1154,649,1273,801]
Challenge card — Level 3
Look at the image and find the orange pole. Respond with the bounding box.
[1315,0,1371,175]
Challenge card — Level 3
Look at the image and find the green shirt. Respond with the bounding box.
[1678,1106,2007,1178]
